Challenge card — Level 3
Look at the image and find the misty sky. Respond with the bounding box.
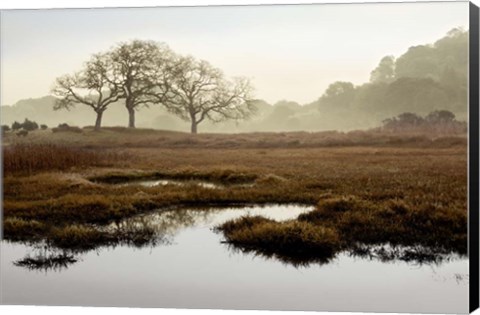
[0,2,469,106]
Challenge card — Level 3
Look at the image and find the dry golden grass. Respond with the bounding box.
[3,144,122,175]
[1,128,468,262]
[217,216,340,261]
[3,217,48,242]
[1,126,466,149]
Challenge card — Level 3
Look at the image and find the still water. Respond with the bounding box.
[0,205,468,313]
[118,178,221,189]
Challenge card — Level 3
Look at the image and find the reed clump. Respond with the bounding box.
[297,195,467,254]
[3,217,49,241]
[216,193,466,263]
[3,144,119,174]
[217,216,340,260]
[49,225,114,249]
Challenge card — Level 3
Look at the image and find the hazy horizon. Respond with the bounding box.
[0,2,469,106]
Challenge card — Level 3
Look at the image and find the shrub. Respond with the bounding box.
[22,118,39,131]
[11,121,22,130]
[16,130,29,137]
[40,124,48,130]
[1,125,10,132]
[52,123,83,133]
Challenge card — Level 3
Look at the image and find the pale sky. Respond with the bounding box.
[0,1,469,106]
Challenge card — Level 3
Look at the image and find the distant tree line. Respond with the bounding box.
[380,110,466,134]
[313,28,468,121]
[6,119,47,131]
[1,119,48,136]
[52,40,255,133]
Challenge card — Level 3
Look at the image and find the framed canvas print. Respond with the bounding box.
[0,1,479,314]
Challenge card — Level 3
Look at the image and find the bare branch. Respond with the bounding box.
[158,55,256,133]
[51,52,123,129]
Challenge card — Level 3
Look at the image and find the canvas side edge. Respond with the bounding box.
[469,1,480,314]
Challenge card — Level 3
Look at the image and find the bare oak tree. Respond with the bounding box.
[51,54,122,131]
[162,56,255,133]
[109,40,174,128]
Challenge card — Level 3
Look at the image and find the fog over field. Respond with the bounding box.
[1,3,471,312]
[0,2,469,132]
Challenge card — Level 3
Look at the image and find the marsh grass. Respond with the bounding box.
[1,129,468,265]
[217,216,340,262]
[54,222,161,249]
[3,144,121,175]
[3,218,49,242]
[216,194,467,263]
[307,196,466,253]
[1,127,467,150]
[49,225,114,249]
[4,217,160,252]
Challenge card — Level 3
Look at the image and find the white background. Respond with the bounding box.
[0,1,479,315]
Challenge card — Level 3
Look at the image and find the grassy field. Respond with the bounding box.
[1,127,468,265]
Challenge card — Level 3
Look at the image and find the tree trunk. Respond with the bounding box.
[190,120,198,134]
[94,111,104,131]
[128,107,135,128]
